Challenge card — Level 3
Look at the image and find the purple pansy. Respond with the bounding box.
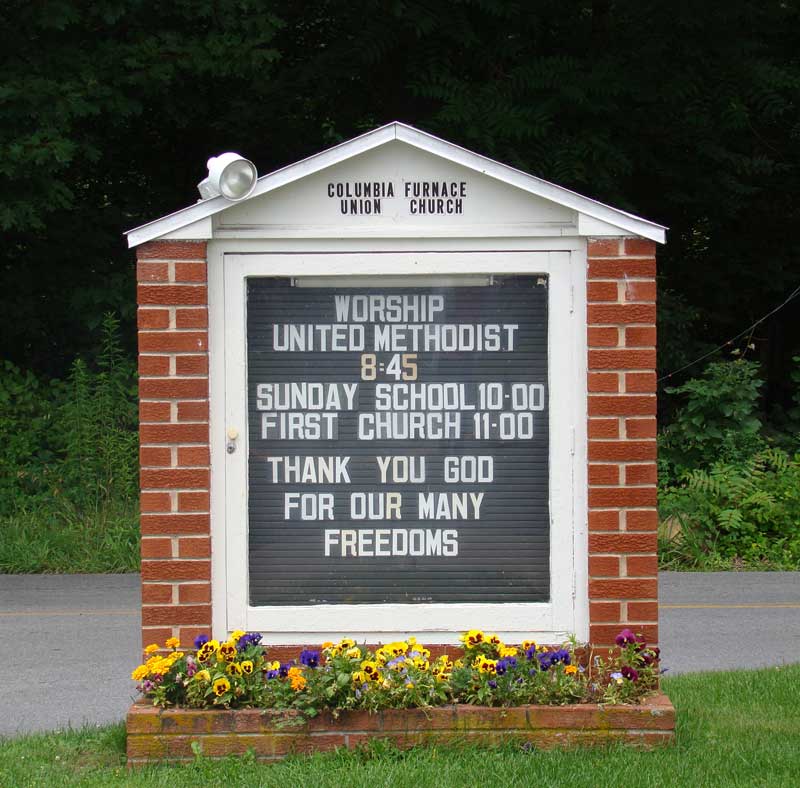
[300,649,320,668]
[194,633,210,649]
[537,653,553,671]
[237,632,263,651]
[615,629,638,647]
[621,665,639,682]
[496,656,517,675]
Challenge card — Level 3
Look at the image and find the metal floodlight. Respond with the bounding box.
[197,152,257,201]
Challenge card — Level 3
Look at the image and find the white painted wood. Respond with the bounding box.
[126,122,666,247]
[160,216,213,240]
[208,241,229,639]
[212,249,589,643]
[568,242,589,640]
[204,236,583,253]
[218,142,574,235]
[577,214,628,237]
[213,223,579,240]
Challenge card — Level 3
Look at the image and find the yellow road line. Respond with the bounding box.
[3,604,799,616]
[661,603,800,609]
[0,609,139,617]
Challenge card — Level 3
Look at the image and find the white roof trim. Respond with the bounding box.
[126,122,666,247]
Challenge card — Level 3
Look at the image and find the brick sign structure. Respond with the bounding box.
[128,123,664,655]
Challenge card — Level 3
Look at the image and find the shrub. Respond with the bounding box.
[660,358,765,482]
[0,313,139,573]
[659,447,800,569]
[0,361,58,510]
[0,313,137,515]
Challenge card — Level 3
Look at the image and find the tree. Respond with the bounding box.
[2,1,799,413]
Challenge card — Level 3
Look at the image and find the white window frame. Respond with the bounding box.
[210,247,587,644]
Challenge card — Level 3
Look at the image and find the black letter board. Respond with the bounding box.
[246,276,549,605]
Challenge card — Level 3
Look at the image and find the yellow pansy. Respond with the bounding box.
[461,630,484,647]
[227,662,243,676]
[475,656,498,674]
[240,660,254,675]
[352,670,368,684]
[361,660,380,680]
[499,645,519,659]
[195,669,211,682]
[436,655,454,672]
[197,640,219,663]
[387,641,408,656]
[521,640,537,652]
[217,641,237,662]
[345,646,362,659]
[230,630,245,643]
[486,633,501,646]
[212,677,230,696]
[338,638,355,650]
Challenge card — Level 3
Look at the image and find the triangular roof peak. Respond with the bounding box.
[126,121,666,247]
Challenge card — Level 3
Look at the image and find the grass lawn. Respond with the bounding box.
[1,665,798,787]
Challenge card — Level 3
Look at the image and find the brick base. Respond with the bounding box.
[127,693,675,764]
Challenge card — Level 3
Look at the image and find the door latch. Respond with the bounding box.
[226,427,239,454]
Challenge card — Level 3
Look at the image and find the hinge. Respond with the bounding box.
[570,426,575,456]
[569,284,575,314]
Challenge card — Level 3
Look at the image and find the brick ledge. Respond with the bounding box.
[127,692,675,763]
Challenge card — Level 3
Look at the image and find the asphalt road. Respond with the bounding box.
[1,571,798,736]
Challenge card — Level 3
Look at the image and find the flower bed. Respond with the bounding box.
[127,629,674,764]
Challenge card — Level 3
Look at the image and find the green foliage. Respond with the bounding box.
[0,313,139,572]
[55,313,139,508]
[659,448,800,569]
[660,358,765,480]
[0,502,139,573]
[135,632,658,717]
[0,361,58,505]
[0,313,137,515]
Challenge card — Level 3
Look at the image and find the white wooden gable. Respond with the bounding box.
[126,122,665,247]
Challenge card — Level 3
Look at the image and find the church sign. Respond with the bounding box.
[246,277,549,606]
[128,123,664,651]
